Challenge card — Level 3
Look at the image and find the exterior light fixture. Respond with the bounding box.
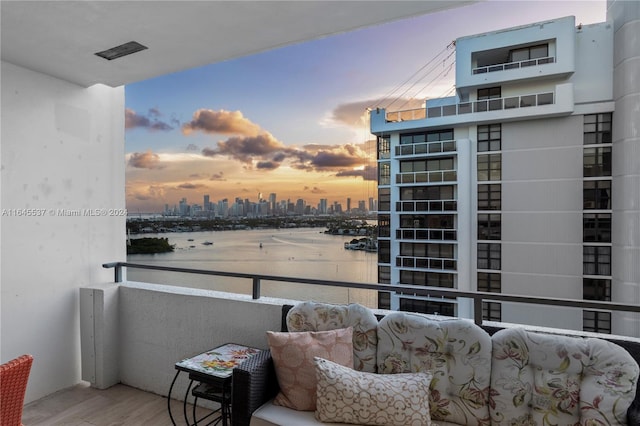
[95,41,148,61]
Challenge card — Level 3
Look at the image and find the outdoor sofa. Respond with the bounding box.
[232,301,640,426]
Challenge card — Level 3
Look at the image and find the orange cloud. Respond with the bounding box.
[128,150,165,169]
[182,109,262,136]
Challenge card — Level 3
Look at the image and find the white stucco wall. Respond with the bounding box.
[1,61,126,402]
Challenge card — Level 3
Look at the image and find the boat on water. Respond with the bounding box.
[202,241,213,246]
[344,237,377,252]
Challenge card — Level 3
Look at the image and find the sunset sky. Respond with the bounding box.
[125,0,606,213]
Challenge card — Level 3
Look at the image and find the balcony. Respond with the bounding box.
[15,262,640,424]
[370,83,574,134]
[396,169,457,184]
[472,56,555,75]
[387,91,554,123]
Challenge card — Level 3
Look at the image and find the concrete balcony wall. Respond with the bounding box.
[82,281,288,399]
[1,61,126,403]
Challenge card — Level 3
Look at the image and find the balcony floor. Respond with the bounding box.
[23,382,214,425]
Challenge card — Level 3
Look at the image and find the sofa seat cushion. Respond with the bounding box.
[490,328,639,425]
[250,400,348,426]
[377,312,492,426]
[286,301,379,372]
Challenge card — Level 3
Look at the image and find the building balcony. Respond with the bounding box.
[16,262,640,424]
[370,83,574,134]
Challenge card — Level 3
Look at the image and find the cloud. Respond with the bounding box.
[202,132,294,166]
[210,172,225,181]
[329,98,424,127]
[186,144,199,151]
[182,109,262,136]
[177,182,206,190]
[335,164,378,181]
[125,108,174,131]
[128,150,165,169]
[130,184,167,201]
[309,186,326,194]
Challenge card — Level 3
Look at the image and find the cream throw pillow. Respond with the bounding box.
[266,328,353,411]
[314,357,433,426]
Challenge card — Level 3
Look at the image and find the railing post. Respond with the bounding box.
[114,264,123,283]
[473,297,483,326]
[252,277,260,299]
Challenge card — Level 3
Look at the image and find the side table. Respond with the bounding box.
[168,343,261,426]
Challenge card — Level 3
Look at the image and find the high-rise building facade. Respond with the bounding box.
[370,6,640,337]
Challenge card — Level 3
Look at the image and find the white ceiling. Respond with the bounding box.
[1,1,475,88]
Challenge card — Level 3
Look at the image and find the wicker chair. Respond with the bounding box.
[1,354,34,426]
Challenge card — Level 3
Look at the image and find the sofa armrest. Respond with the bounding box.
[232,349,279,426]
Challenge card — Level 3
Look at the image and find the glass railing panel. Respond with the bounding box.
[427,107,442,118]
[504,97,519,109]
[520,95,536,107]
[538,92,554,105]
[489,99,502,111]
[458,103,472,114]
[443,105,457,116]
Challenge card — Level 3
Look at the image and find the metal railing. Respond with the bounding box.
[103,262,640,327]
[385,91,555,123]
[472,56,555,74]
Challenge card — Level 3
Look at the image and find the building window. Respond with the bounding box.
[399,271,454,288]
[583,278,611,301]
[478,214,501,240]
[377,135,390,160]
[400,129,454,145]
[378,240,390,264]
[478,124,501,152]
[478,243,501,270]
[400,242,454,259]
[583,213,611,243]
[584,147,612,177]
[400,157,454,173]
[399,298,455,316]
[379,162,390,186]
[378,292,390,310]
[583,310,611,334]
[378,265,391,284]
[478,184,501,211]
[478,87,501,100]
[583,246,611,276]
[583,180,611,209]
[509,44,549,62]
[399,214,455,229]
[400,185,455,201]
[378,214,390,238]
[478,154,502,181]
[378,188,390,211]
[478,272,502,321]
[584,113,612,145]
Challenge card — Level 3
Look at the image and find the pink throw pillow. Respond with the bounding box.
[266,327,353,411]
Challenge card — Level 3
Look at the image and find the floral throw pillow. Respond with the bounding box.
[314,357,432,426]
[266,327,353,411]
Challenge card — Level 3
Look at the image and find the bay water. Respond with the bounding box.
[127,227,378,308]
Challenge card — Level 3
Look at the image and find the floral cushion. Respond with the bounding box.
[286,301,378,372]
[377,312,492,425]
[314,357,432,426]
[490,328,639,425]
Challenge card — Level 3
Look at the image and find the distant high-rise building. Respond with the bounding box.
[347,197,351,212]
[370,14,639,337]
[204,194,210,211]
[269,193,277,215]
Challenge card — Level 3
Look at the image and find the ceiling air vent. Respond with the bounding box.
[95,41,148,61]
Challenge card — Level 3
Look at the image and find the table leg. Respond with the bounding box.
[167,370,181,426]
[184,380,194,425]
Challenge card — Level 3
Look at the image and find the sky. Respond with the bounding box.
[125,0,606,213]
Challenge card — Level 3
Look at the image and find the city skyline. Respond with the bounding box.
[162,191,376,217]
[125,0,605,213]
